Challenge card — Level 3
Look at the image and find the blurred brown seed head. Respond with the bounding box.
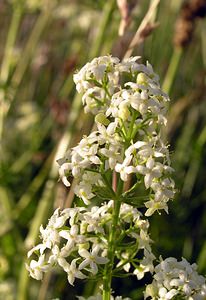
[190,0,206,18]
[174,0,206,48]
[117,0,138,36]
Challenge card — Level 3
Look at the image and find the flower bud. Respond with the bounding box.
[136,72,148,85]
[80,221,88,234]
[118,105,130,121]
[78,242,89,250]
[95,113,110,126]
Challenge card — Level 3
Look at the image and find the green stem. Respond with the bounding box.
[103,199,121,300]
[101,173,117,199]
[130,116,151,140]
[128,111,138,140]
[0,4,52,155]
[0,1,24,143]
[11,10,52,92]
[89,0,116,59]
[2,6,54,149]
[0,3,23,82]
[162,47,182,94]
[102,178,123,300]
[119,118,127,139]
[12,149,54,219]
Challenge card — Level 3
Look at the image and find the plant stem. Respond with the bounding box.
[11,10,52,93]
[89,0,116,59]
[1,6,54,152]
[103,179,123,300]
[0,1,24,144]
[12,149,54,219]
[162,47,182,94]
[123,0,160,59]
[0,3,23,82]
[103,199,121,300]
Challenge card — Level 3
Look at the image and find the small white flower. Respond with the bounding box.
[145,199,169,217]
[115,155,136,181]
[143,160,163,189]
[59,162,71,187]
[48,245,70,272]
[78,245,109,274]
[27,244,47,257]
[59,224,84,249]
[39,210,64,248]
[26,255,49,280]
[66,259,86,285]
[97,123,119,145]
[116,252,131,272]
[74,182,95,205]
[100,144,121,169]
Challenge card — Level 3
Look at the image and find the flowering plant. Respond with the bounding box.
[26,56,206,299]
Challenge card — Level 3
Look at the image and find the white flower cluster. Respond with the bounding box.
[73,56,119,114]
[58,123,122,205]
[59,55,175,216]
[144,257,206,300]
[26,201,154,285]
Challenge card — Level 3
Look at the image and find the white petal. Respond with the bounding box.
[95,256,109,264]
[125,166,136,174]
[136,165,147,175]
[79,249,90,259]
[62,176,71,187]
[59,230,70,240]
[144,173,153,189]
[133,141,147,149]
[90,261,98,274]
[70,224,79,236]
[146,157,155,169]
[79,258,90,270]
[67,273,75,285]
[115,163,122,172]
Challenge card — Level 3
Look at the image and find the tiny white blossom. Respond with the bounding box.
[79,245,109,275]
[26,255,49,280]
[59,224,84,249]
[48,245,70,272]
[66,259,87,285]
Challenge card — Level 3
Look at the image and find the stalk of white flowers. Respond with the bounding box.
[59,55,175,216]
[27,55,177,299]
[144,257,206,300]
[26,201,154,286]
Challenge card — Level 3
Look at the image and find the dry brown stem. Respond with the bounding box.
[117,0,137,36]
[123,0,160,59]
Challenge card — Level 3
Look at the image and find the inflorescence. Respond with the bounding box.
[27,56,206,300]
[59,56,175,216]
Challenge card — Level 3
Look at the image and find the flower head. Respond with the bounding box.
[58,55,175,216]
[144,257,206,299]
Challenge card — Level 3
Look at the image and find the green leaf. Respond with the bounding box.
[93,186,114,200]
[121,196,148,208]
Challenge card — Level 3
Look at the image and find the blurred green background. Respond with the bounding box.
[0,0,206,299]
